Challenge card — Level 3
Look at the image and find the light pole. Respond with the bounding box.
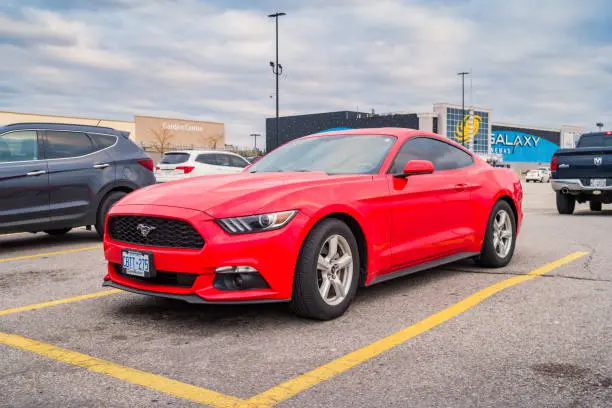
[457,71,470,146]
[250,132,261,151]
[596,122,604,131]
[268,12,285,149]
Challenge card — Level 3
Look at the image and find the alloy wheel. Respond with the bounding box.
[316,234,354,306]
[493,209,513,258]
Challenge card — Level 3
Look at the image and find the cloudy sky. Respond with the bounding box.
[1,0,611,146]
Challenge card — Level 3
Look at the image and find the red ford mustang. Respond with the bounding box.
[103,128,523,320]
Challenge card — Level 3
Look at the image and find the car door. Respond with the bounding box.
[44,130,114,225]
[386,137,476,270]
[0,129,50,231]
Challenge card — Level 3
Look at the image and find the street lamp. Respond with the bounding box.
[457,72,470,147]
[268,12,286,149]
[596,122,604,131]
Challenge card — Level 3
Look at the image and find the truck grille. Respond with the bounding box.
[108,216,204,249]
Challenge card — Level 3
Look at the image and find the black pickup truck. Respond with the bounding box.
[551,131,612,214]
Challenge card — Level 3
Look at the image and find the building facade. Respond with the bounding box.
[0,111,225,152]
[266,103,585,169]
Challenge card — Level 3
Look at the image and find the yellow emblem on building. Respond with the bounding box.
[454,114,481,144]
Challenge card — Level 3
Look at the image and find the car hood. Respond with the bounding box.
[118,172,366,217]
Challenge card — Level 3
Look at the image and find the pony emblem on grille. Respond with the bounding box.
[136,224,156,237]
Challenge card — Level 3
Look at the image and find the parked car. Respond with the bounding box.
[246,156,262,164]
[525,167,550,183]
[0,122,155,237]
[551,130,612,214]
[154,150,250,182]
[102,128,523,320]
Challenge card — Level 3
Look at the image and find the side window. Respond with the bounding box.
[228,155,249,168]
[0,131,39,163]
[45,131,94,159]
[390,137,474,173]
[195,154,216,165]
[214,154,231,167]
[89,134,117,150]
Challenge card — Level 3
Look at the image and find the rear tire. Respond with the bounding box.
[44,228,72,236]
[475,200,516,268]
[95,191,127,238]
[556,192,575,215]
[290,219,360,320]
[589,201,602,211]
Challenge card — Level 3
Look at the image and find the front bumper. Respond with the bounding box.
[551,178,612,192]
[103,204,308,302]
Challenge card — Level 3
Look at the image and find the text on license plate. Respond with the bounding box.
[590,179,607,188]
[122,251,150,277]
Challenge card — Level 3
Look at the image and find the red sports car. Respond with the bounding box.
[103,128,522,320]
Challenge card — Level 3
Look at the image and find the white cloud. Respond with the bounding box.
[0,0,610,147]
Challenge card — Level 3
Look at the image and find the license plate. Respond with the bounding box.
[122,249,155,278]
[590,179,607,188]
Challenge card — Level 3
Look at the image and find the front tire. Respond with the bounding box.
[556,192,575,215]
[589,201,602,211]
[290,219,360,320]
[475,200,516,268]
[95,191,127,238]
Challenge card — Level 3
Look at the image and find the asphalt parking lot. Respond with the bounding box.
[1,181,610,408]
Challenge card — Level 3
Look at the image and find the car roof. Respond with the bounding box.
[0,122,126,137]
[165,150,244,156]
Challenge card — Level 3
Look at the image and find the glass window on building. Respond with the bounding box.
[446,108,489,155]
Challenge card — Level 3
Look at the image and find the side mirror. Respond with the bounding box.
[395,160,435,177]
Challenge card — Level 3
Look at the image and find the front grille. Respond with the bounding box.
[108,216,204,249]
[113,264,197,287]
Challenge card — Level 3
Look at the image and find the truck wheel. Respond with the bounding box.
[589,201,602,211]
[95,191,127,238]
[556,192,575,215]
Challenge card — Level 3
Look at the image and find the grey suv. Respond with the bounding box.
[0,123,156,237]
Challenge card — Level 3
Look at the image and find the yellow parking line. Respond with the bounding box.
[0,290,122,317]
[0,245,102,263]
[240,251,589,407]
[0,332,243,408]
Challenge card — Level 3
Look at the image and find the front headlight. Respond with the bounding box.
[216,210,298,234]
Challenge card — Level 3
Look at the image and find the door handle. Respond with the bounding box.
[93,163,110,169]
[26,170,46,176]
[455,183,468,192]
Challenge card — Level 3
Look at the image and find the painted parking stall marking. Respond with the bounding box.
[0,252,588,407]
[0,245,102,263]
[0,332,242,408]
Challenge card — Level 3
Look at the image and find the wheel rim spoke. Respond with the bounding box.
[331,278,346,298]
[335,254,352,269]
[319,275,331,299]
[493,236,499,250]
[327,236,339,260]
[501,230,511,239]
[318,255,331,271]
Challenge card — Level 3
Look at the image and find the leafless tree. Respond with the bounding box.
[151,128,175,154]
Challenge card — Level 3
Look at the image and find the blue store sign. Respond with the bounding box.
[491,131,559,163]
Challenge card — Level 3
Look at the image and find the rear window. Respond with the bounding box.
[160,152,190,164]
[576,133,612,148]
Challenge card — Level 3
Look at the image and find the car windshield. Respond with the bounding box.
[249,135,396,175]
[160,152,190,164]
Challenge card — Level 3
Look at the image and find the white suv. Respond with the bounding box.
[525,167,551,183]
[155,150,250,183]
